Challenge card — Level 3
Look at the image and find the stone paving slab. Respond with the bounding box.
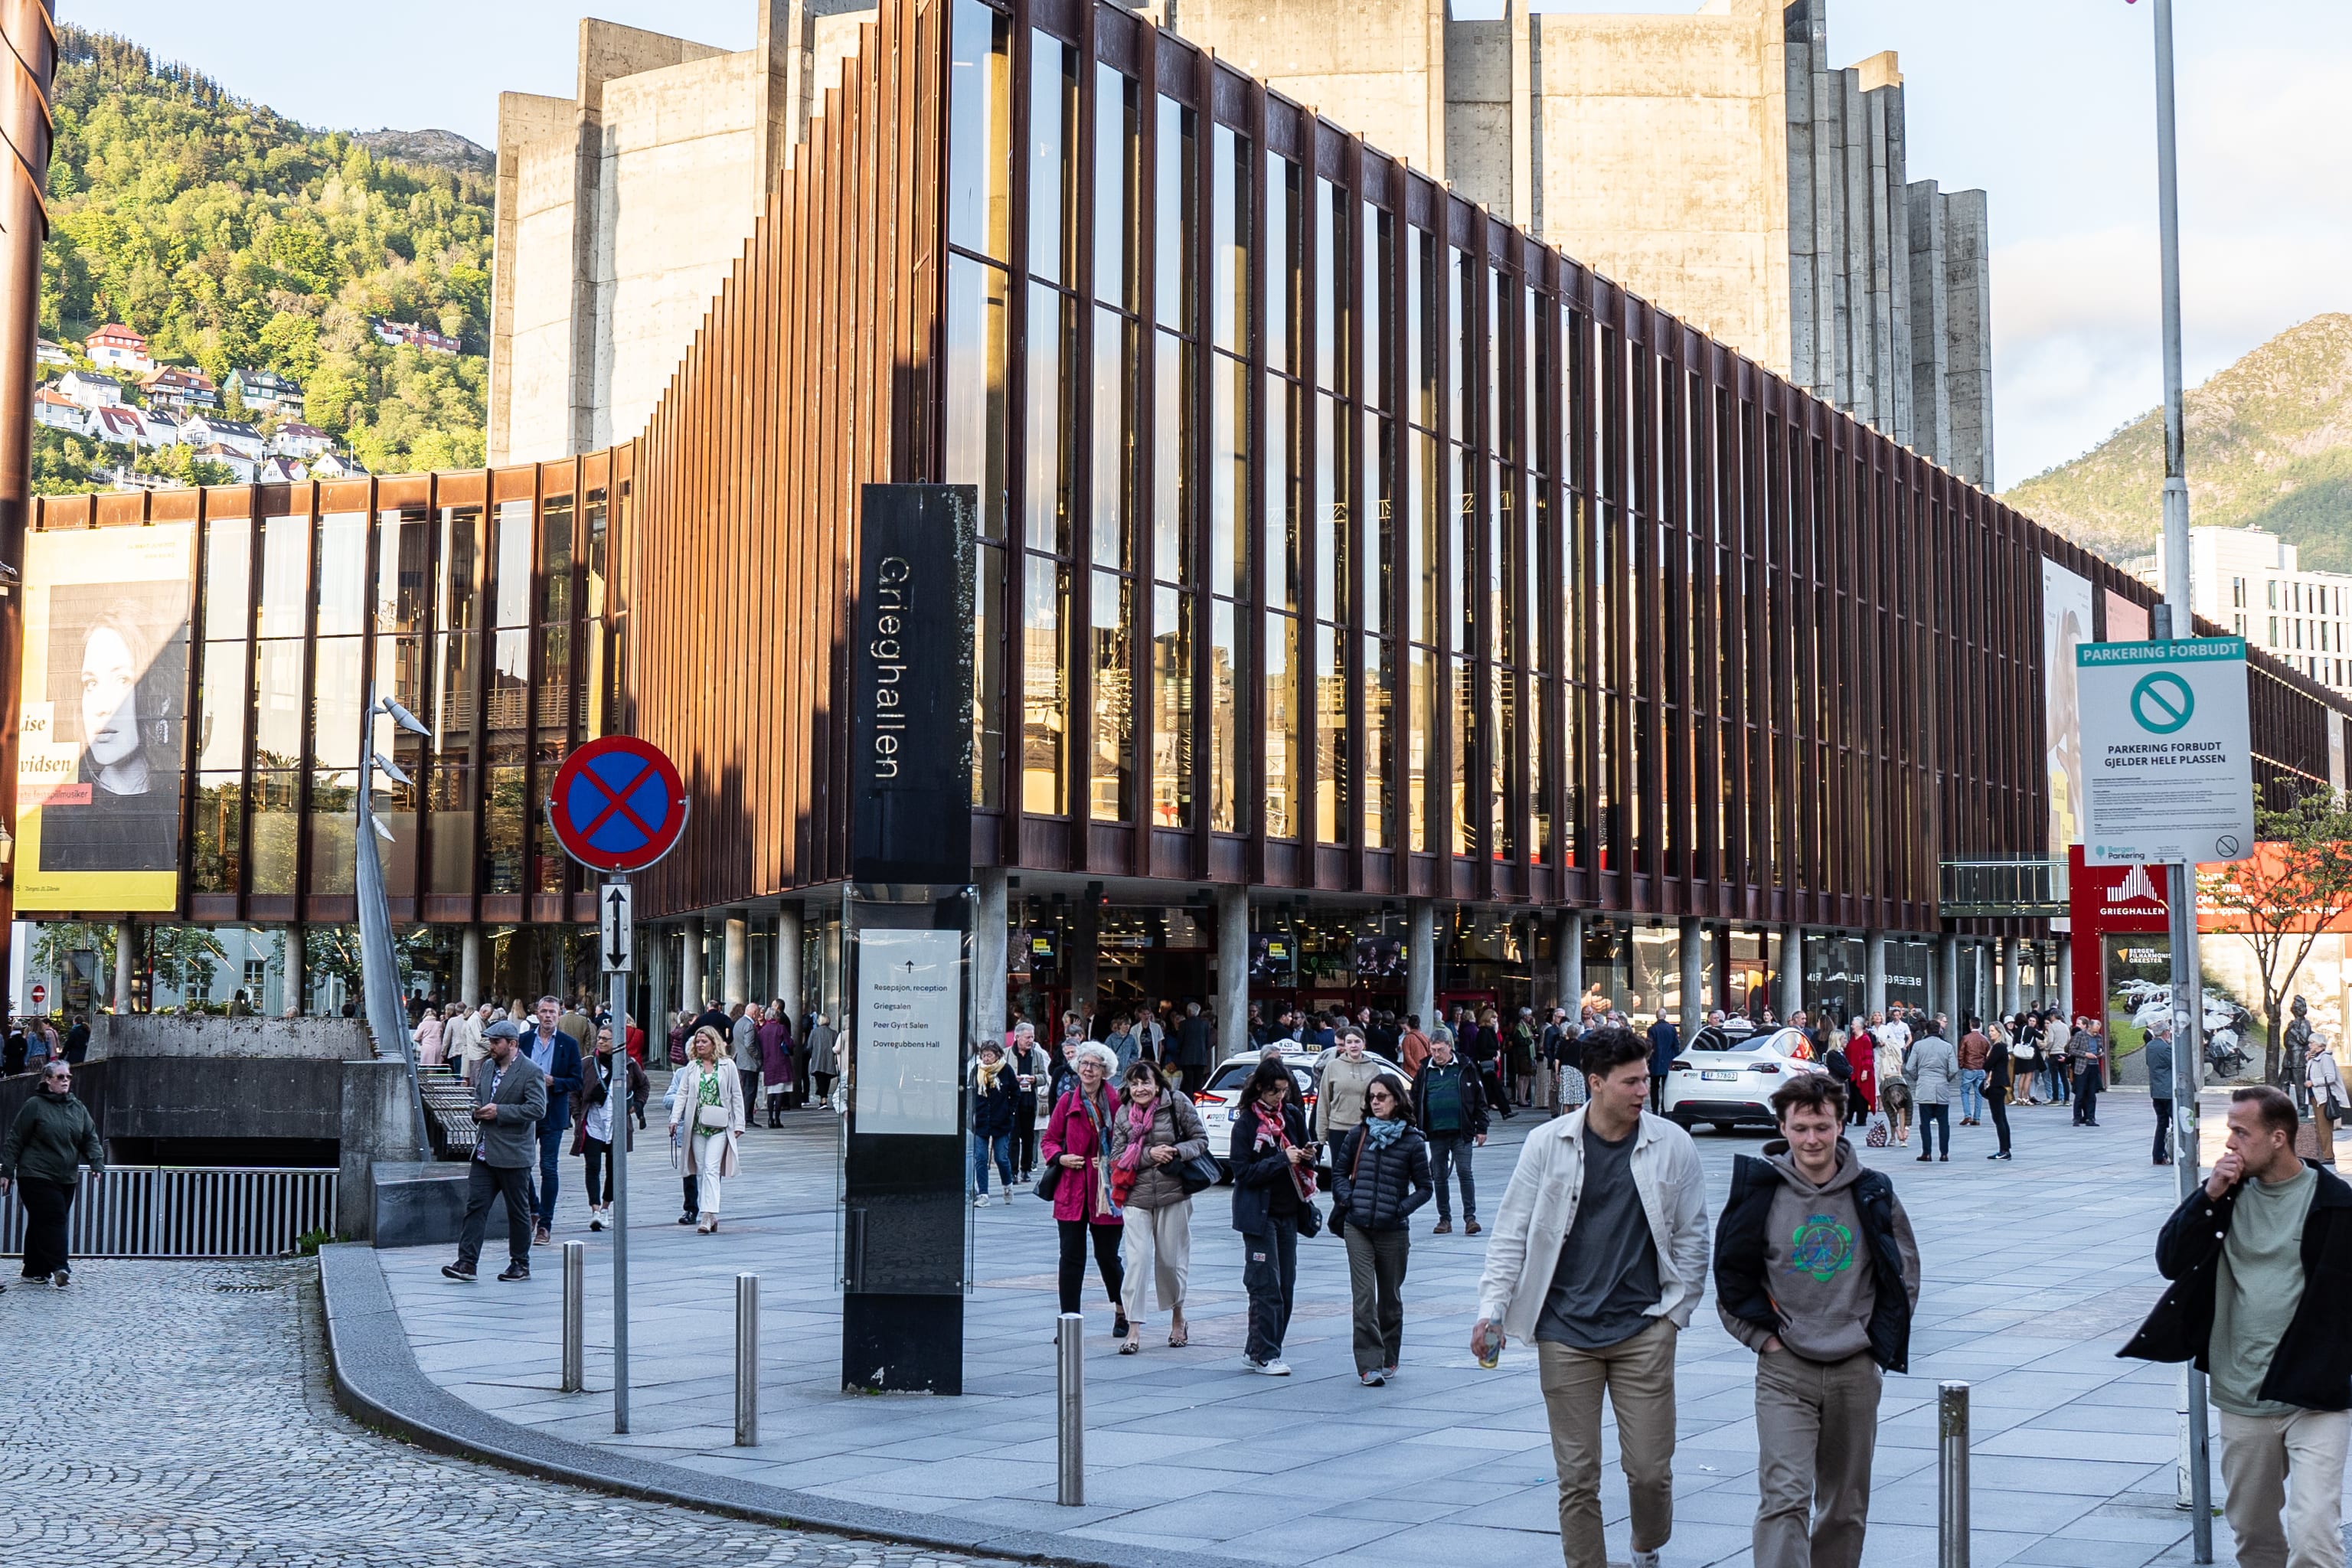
[354,1083,2350,1566]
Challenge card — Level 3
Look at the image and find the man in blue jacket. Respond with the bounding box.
[524,995,583,1245]
[1647,1011,1681,1116]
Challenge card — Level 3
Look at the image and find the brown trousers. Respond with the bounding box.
[1537,1318,1678,1568]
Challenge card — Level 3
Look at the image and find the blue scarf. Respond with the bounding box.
[1361,1116,1406,1152]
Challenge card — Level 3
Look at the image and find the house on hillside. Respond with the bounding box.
[87,405,154,448]
[142,408,183,448]
[84,324,152,374]
[35,339,69,368]
[32,386,86,433]
[191,443,258,483]
[370,318,460,355]
[139,365,219,415]
[308,449,369,479]
[57,369,122,410]
[226,368,304,416]
[270,421,332,460]
[180,414,265,460]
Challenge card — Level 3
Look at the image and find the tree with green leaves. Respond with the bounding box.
[2199,782,2352,1087]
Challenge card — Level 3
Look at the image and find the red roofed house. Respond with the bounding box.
[85,323,152,374]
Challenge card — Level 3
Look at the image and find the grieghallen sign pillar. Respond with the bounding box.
[840,483,975,1394]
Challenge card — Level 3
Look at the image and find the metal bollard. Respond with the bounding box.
[1939,1380,1970,1568]
[734,1272,759,1447]
[1056,1312,1085,1505]
[561,1240,586,1393]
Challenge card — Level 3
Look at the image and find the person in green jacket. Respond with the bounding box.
[1,1058,105,1289]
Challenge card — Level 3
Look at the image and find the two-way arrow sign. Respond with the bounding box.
[601,882,633,975]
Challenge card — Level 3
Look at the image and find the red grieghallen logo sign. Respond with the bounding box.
[2069,845,2171,936]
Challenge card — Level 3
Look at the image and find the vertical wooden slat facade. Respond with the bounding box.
[18,0,2350,956]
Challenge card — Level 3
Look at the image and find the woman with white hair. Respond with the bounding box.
[1040,1039,1129,1336]
[668,1025,744,1233]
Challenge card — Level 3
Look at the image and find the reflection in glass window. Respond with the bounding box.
[256,515,309,639]
[1407,645,1429,853]
[943,255,1011,541]
[1153,334,1190,585]
[1090,570,1132,822]
[315,512,367,636]
[1025,283,1072,555]
[252,641,305,769]
[249,770,300,895]
[1096,67,1135,310]
[1151,584,1191,828]
[1210,599,1237,832]
[204,515,253,635]
[1211,126,1250,354]
[309,638,364,769]
[1155,100,1194,335]
[1315,622,1346,844]
[948,0,1011,261]
[1364,633,1388,850]
[1092,309,1131,570]
[973,542,1004,808]
[492,499,533,629]
[1029,33,1073,286]
[1021,563,1067,815]
[1264,609,1295,838]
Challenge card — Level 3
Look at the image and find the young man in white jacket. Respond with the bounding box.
[1472,1027,1710,1568]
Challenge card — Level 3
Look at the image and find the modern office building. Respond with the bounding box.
[493,0,1994,487]
[2155,524,2352,698]
[21,0,2347,1048]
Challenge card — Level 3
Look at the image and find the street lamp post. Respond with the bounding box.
[2145,1,2213,1559]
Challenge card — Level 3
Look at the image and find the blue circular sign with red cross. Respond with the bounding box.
[546,736,689,873]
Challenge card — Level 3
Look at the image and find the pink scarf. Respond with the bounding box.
[1111,1093,1157,1204]
[1252,1101,1318,1202]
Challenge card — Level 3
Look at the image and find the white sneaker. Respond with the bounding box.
[973,1193,991,1207]
[1631,1550,1661,1568]
[1000,1191,1013,1205]
[1253,1359,1292,1377]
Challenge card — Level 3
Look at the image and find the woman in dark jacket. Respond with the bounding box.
[1228,1058,1317,1376]
[1,1058,105,1289]
[1333,1074,1432,1385]
[970,1039,1021,1203]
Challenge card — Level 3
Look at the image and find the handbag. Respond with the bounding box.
[2011,1040,2034,1060]
[1034,1161,1063,1201]
[695,1102,730,1129]
[1864,1110,1891,1148]
[1178,1152,1221,1194]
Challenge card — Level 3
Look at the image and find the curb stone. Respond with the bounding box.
[318,1243,1261,1568]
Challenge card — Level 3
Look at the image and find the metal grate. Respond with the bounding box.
[0,1167,338,1259]
[1939,858,2069,918]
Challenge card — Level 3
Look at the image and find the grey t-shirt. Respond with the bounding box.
[1536,1124,1661,1349]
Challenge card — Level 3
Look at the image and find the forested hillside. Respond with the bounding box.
[2006,315,2352,570]
[35,27,493,481]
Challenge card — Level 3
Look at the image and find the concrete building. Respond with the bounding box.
[496,0,1994,482]
[487,2,878,465]
[1172,0,1993,485]
[2156,525,2352,697]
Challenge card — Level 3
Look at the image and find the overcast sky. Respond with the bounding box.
[60,0,2352,487]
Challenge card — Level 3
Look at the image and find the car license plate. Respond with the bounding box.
[1701,1070,1740,1082]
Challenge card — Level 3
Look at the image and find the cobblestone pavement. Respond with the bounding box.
[0,1258,1006,1568]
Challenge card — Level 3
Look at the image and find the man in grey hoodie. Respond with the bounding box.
[1714,1074,1921,1568]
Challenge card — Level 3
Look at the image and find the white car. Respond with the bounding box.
[1191,1047,1405,1175]
[1664,1025,1825,1134]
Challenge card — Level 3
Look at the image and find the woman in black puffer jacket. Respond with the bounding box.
[1332,1073,1432,1386]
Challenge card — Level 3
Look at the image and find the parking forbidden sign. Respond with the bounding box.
[2076,637,2256,865]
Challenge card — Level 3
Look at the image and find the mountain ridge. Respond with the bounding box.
[2004,314,2352,571]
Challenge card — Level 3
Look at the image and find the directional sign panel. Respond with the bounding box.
[599,883,633,975]
[546,736,689,874]
[2076,637,2256,865]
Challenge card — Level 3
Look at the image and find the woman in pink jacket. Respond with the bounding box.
[1041,1040,1129,1338]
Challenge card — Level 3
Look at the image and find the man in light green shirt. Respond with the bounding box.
[2175,1088,2350,1568]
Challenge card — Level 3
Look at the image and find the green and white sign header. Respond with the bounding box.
[2074,637,2254,865]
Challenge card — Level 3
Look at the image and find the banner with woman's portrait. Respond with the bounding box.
[15,523,194,911]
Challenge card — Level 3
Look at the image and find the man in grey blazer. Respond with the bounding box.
[444,1020,548,1282]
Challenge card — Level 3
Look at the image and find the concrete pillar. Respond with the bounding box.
[286,926,308,1016]
[113,917,135,1013]
[723,914,748,1004]
[973,872,1007,1052]
[2000,935,2021,1017]
[1557,910,1583,1018]
[1779,925,1804,1020]
[1409,899,1438,1027]
[648,924,671,1029]
[1677,917,1702,1027]
[1939,933,1962,1027]
[459,924,482,1006]
[778,903,804,1024]
[1071,900,1100,1022]
[2056,934,2073,1018]
[685,916,707,1012]
[1863,930,1887,1018]
[1215,885,1250,1064]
